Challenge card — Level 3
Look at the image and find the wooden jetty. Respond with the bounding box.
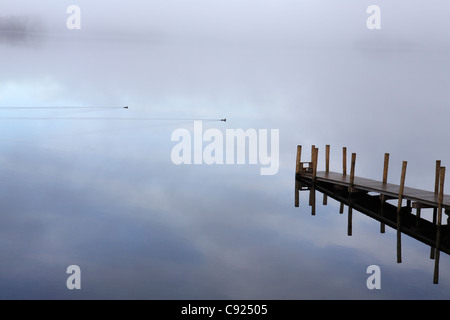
[294,145,448,284]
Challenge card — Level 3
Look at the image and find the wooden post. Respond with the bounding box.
[348,205,352,236]
[431,160,441,260]
[348,153,356,192]
[310,187,316,216]
[323,145,330,205]
[415,207,421,227]
[296,145,302,175]
[396,161,407,263]
[435,160,441,194]
[312,147,318,182]
[340,147,346,213]
[380,153,389,233]
[343,147,347,176]
[433,166,445,284]
[309,147,315,205]
[311,146,318,214]
[295,145,302,207]
[379,202,385,234]
[383,153,389,184]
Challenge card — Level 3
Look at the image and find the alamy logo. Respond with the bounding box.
[171,121,279,175]
[66,5,81,30]
[66,265,81,290]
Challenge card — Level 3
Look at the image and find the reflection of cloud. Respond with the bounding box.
[0,15,44,46]
[353,33,417,55]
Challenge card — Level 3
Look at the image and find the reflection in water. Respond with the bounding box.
[0,15,45,47]
[296,178,450,284]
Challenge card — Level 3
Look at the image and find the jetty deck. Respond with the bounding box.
[294,144,449,211]
[310,171,450,209]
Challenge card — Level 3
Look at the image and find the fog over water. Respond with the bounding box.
[1,0,450,299]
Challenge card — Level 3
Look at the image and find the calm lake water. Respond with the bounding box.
[1,2,450,299]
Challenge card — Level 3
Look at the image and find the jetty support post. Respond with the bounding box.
[348,153,356,193]
[347,204,352,236]
[380,153,389,233]
[295,145,302,207]
[396,161,407,263]
[383,153,389,185]
[431,160,441,259]
[312,146,318,182]
[343,147,347,176]
[310,187,316,216]
[433,166,446,284]
[323,145,330,205]
[311,146,318,215]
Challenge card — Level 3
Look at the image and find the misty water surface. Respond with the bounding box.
[1,0,450,299]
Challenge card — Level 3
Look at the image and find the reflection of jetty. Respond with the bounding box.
[294,145,448,284]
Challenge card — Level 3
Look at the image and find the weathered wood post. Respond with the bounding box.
[323,145,330,205]
[339,146,347,212]
[380,153,389,233]
[343,147,347,175]
[348,153,356,193]
[383,153,389,184]
[433,166,445,284]
[347,152,356,232]
[309,146,315,207]
[295,145,302,207]
[296,145,302,175]
[312,146,318,215]
[347,205,352,236]
[312,146,318,182]
[397,161,407,263]
[431,160,441,259]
